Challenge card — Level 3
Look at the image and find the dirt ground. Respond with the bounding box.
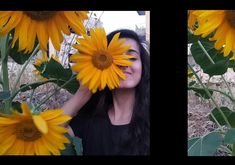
[188,90,216,139]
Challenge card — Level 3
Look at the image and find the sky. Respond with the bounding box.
[89,11,146,34]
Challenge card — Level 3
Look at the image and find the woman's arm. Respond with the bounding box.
[68,126,75,136]
[62,84,92,128]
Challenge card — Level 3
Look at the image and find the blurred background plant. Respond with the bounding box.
[187,10,235,156]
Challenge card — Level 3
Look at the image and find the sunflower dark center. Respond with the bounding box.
[15,120,42,141]
[226,10,235,28]
[92,51,113,70]
[24,11,58,21]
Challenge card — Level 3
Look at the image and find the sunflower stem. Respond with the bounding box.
[188,64,232,128]
[34,76,76,111]
[0,35,11,113]
[188,86,235,103]
[197,40,235,100]
[11,44,39,98]
[9,78,57,102]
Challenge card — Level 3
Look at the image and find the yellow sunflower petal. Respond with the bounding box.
[100,69,108,90]
[0,117,20,125]
[0,12,23,36]
[111,64,126,80]
[25,20,37,53]
[63,11,86,35]
[114,59,133,66]
[48,20,62,51]
[21,102,32,116]
[40,109,64,120]
[55,13,71,36]
[5,139,24,155]
[33,115,48,134]
[43,133,65,151]
[0,135,16,155]
[36,21,49,51]
[24,141,34,155]
[41,137,60,155]
[47,115,71,125]
[34,139,51,155]
[89,69,101,92]
[18,14,31,51]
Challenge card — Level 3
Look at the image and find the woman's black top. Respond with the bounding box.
[69,112,133,155]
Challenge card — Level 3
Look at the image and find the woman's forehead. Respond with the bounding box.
[123,38,140,51]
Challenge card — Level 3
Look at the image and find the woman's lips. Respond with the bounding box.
[123,71,131,75]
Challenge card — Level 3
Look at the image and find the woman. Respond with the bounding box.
[62,29,150,155]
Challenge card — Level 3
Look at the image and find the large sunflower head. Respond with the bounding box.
[0,102,71,155]
[189,10,235,56]
[0,11,88,53]
[70,28,134,93]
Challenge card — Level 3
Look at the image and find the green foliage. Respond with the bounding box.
[209,107,235,128]
[11,101,22,113]
[224,128,235,144]
[188,81,196,86]
[188,132,223,156]
[0,91,10,101]
[8,31,39,65]
[60,133,83,155]
[34,58,79,94]
[188,86,213,99]
[190,39,232,77]
[19,80,56,92]
[187,20,235,157]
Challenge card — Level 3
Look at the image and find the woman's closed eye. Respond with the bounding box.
[126,49,139,61]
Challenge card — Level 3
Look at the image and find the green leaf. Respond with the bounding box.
[229,60,235,69]
[188,30,199,43]
[188,81,196,86]
[188,132,222,156]
[72,136,83,155]
[188,86,213,99]
[35,58,79,94]
[60,134,83,155]
[19,80,56,92]
[8,30,39,65]
[188,137,200,149]
[60,133,77,155]
[224,128,235,144]
[42,58,71,80]
[209,107,235,128]
[0,91,10,100]
[11,101,22,113]
[203,60,230,77]
[56,75,79,94]
[190,39,232,77]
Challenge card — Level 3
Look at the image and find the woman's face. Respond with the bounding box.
[119,38,142,89]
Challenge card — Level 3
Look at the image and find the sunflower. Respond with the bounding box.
[0,11,88,53]
[188,10,197,30]
[33,53,60,80]
[0,102,71,155]
[70,28,134,93]
[189,10,235,56]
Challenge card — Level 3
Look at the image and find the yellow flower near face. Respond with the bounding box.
[70,28,134,93]
[0,102,71,155]
[0,11,88,53]
[189,10,235,56]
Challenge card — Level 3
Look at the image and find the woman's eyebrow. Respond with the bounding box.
[127,49,140,54]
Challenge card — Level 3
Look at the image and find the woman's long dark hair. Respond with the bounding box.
[79,29,150,155]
